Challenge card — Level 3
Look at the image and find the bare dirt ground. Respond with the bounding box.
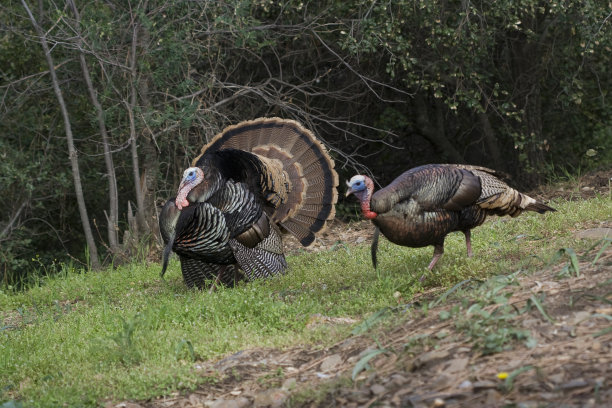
[125,170,611,408]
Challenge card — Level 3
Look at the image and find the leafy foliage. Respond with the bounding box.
[0,0,611,284]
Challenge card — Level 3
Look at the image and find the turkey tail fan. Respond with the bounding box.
[371,227,380,269]
[474,170,556,217]
[195,117,339,247]
[525,201,556,214]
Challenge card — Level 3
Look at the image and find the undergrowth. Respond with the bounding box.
[0,194,610,407]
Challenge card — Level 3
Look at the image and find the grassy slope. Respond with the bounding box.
[1,194,610,407]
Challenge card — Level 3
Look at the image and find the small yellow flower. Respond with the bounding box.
[497,372,509,380]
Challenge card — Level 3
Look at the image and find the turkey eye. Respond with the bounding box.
[188,171,194,177]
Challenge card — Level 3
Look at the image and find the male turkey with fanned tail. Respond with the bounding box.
[346,164,555,277]
[159,118,338,289]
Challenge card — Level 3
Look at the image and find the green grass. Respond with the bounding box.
[1,194,610,407]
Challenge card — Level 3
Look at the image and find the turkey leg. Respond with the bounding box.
[421,243,445,280]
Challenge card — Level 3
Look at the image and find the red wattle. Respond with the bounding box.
[361,201,377,219]
[176,197,189,210]
[175,185,191,210]
[364,211,377,219]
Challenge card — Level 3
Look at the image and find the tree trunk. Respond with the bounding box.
[478,112,504,171]
[414,94,464,163]
[511,50,545,186]
[126,19,148,235]
[0,200,29,241]
[137,22,161,241]
[68,0,120,253]
[125,4,160,243]
[507,13,552,187]
[22,0,100,269]
[141,132,160,240]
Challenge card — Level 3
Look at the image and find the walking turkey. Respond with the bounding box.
[159,117,338,289]
[345,164,555,274]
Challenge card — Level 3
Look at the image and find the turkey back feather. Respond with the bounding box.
[371,165,479,214]
[194,117,338,246]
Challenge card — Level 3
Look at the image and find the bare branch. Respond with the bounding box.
[20,0,100,269]
[0,200,29,242]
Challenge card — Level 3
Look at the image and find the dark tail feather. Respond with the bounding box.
[525,202,556,214]
[371,227,380,269]
[160,231,176,278]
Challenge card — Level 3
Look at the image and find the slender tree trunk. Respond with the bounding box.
[22,0,100,269]
[478,112,504,170]
[506,11,554,186]
[414,94,464,163]
[137,22,161,240]
[126,19,148,234]
[141,137,160,239]
[67,0,120,253]
[522,84,545,186]
[509,41,545,187]
[0,200,29,241]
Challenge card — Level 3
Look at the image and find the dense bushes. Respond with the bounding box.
[1,0,610,285]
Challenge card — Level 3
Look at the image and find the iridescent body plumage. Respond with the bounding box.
[159,118,338,289]
[346,164,556,274]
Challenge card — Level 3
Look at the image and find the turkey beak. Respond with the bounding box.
[177,178,188,195]
[345,181,354,197]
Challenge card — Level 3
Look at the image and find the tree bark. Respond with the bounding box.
[67,0,120,253]
[125,3,159,242]
[22,0,100,269]
[414,94,464,163]
[478,112,504,170]
[0,200,29,242]
[137,20,161,240]
[509,46,545,186]
[126,19,148,235]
